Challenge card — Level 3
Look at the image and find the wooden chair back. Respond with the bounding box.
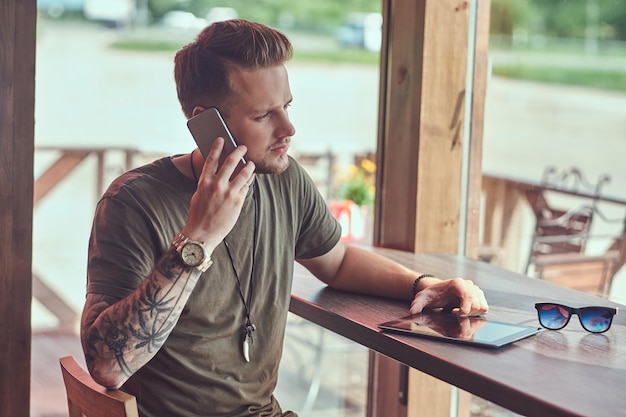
[522,166,626,297]
[531,205,594,258]
[59,356,139,417]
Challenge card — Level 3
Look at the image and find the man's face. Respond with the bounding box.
[224,65,295,175]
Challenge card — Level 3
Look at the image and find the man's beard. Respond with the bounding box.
[254,153,291,175]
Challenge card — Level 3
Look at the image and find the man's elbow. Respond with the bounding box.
[88,360,129,390]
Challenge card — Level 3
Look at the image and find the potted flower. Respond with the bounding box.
[330,156,376,242]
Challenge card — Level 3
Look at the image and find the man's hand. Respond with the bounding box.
[183,137,256,252]
[410,278,488,317]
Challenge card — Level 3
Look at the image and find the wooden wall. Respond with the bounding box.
[1,0,37,416]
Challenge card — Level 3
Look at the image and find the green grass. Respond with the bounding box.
[292,49,380,65]
[110,35,626,91]
[111,36,381,65]
[111,38,189,52]
[492,64,626,92]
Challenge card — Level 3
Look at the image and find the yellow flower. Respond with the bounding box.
[334,156,376,207]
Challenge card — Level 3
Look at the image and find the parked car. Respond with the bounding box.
[37,0,86,18]
[84,0,135,27]
[336,12,382,52]
[205,7,238,24]
[161,10,206,32]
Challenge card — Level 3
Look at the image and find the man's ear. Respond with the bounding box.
[191,106,206,117]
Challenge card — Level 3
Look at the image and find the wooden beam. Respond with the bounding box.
[0,0,37,415]
[32,272,80,332]
[370,1,489,416]
[33,150,92,205]
[375,0,469,253]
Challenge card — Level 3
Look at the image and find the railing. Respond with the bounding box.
[33,147,168,332]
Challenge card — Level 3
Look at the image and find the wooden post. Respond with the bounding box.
[369,1,489,416]
[0,0,37,415]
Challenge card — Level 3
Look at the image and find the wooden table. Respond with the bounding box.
[290,248,626,417]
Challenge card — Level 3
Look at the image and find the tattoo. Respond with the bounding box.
[129,280,179,351]
[82,247,200,379]
[103,314,132,375]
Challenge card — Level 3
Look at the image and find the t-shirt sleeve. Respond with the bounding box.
[87,194,161,299]
[292,161,342,259]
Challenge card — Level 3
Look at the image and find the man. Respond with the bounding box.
[81,19,488,417]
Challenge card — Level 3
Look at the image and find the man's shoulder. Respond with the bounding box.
[102,156,187,199]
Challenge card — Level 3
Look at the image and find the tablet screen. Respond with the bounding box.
[378,312,541,348]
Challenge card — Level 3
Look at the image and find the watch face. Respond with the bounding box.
[181,242,205,267]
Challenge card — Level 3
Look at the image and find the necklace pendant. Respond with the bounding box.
[242,323,255,362]
[243,337,251,362]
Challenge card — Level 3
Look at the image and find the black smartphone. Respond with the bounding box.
[186,107,246,174]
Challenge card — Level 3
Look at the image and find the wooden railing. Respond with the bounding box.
[33,147,168,332]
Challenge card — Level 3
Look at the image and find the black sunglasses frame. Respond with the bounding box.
[534,302,619,334]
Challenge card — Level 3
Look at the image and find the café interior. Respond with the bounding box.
[3,0,626,416]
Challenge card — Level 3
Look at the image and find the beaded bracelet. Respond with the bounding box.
[412,274,435,297]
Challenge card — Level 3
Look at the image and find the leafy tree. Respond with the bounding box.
[148,0,380,28]
[490,0,535,35]
[601,0,626,40]
[490,0,626,41]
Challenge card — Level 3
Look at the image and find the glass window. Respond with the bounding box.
[481,0,626,303]
[31,3,380,415]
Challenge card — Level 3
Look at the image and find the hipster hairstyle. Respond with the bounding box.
[174,19,293,118]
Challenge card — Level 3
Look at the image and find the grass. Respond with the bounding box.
[110,33,626,91]
[292,49,380,65]
[111,35,381,65]
[492,64,626,92]
[111,38,189,52]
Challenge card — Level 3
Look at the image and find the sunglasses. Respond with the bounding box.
[535,303,618,334]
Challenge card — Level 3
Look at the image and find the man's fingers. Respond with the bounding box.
[409,279,489,316]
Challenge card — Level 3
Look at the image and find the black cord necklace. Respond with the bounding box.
[224,183,258,362]
[189,150,259,362]
[189,149,198,183]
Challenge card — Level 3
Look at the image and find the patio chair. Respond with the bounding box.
[524,166,626,297]
[59,355,139,417]
[526,203,625,297]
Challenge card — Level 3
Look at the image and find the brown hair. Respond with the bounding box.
[174,19,293,118]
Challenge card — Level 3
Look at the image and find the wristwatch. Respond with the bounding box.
[171,232,213,272]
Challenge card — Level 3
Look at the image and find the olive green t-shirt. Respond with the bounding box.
[86,156,341,417]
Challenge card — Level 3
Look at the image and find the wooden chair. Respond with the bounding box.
[526,166,609,263]
[524,166,626,297]
[59,355,139,417]
[527,204,595,261]
[294,150,336,200]
[526,203,626,297]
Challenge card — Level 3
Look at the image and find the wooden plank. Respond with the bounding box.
[376,0,469,253]
[33,150,92,205]
[370,1,481,416]
[0,0,37,415]
[367,354,407,417]
[32,272,80,331]
[402,0,469,417]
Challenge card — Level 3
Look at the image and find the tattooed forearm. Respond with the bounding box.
[81,247,202,388]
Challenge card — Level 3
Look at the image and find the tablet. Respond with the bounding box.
[378,312,541,349]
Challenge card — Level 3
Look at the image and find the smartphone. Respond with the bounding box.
[186,107,246,174]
